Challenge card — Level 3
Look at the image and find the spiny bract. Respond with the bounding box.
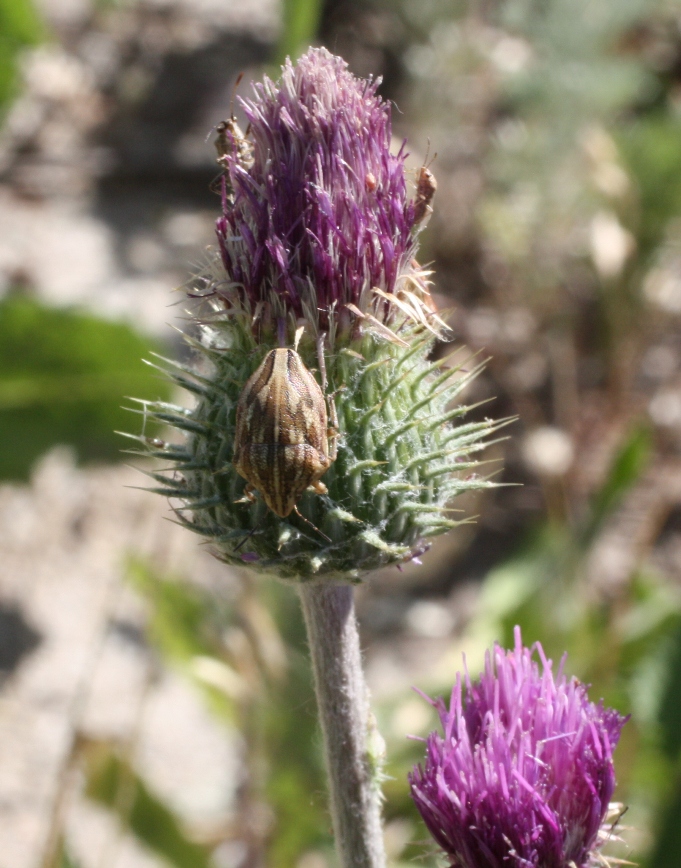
[128,48,501,582]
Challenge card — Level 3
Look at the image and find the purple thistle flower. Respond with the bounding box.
[409,627,628,868]
[215,47,423,335]
[142,49,499,579]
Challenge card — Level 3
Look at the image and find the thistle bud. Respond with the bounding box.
[137,48,498,581]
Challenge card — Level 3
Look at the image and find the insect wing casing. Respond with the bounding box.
[234,349,332,517]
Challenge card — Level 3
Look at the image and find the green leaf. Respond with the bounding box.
[0,0,43,42]
[658,621,681,762]
[649,773,681,868]
[83,743,214,868]
[57,841,83,868]
[125,558,237,720]
[0,0,45,108]
[274,0,323,66]
[583,423,651,545]
[618,115,681,258]
[126,558,224,664]
[0,296,171,480]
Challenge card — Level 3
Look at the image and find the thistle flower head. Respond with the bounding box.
[409,628,628,868]
[216,48,421,336]
[134,48,500,581]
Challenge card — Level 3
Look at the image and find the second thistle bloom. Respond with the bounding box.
[409,628,628,868]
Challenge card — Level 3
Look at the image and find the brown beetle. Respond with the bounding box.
[214,116,253,172]
[213,73,254,177]
[413,165,437,225]
[233,348,337,519]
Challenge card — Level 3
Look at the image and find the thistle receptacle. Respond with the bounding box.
[133,48,500,581]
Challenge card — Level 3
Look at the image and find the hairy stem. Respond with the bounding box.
[298,582,386,868]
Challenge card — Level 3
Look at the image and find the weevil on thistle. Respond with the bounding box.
[213,73,254,173]
[233,335,339,539]
[413,145,438,226]
[214,114,253,174]
[131,48,503,581]
[413,164,437,225]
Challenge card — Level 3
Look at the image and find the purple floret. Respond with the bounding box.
[409,627,628,868]
[215,47,418,323]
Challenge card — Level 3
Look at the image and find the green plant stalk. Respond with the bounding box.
[299,582,385,868]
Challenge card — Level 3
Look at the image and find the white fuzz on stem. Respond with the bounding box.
[299,583,386,868]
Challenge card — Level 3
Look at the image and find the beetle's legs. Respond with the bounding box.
[235,483,258,505]
[309,480,328,495]
[293,505,331,543]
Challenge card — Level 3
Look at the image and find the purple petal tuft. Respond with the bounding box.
[216,48,419,325]
[409,627,628,868]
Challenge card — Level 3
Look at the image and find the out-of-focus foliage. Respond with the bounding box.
[128,558,233,677]
[0,296,171,480]
[618,116,681,258]
[469,431,680,862]
[83,740,214,868]
[376,423,679,868]
[275,0,325,66]
[123,560,333,866]
[0,0,43,110]
[57,844,83,868]
[380,0,681,861]
[587,424,651,541]
[651,620,681,867]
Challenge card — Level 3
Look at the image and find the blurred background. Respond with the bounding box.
[1,0,681,865]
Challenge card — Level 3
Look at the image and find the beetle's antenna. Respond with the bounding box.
[230,71,244,119]
[234,521,261,552]
[207,72,245,146]
[422,138,437,169]
[294,506,331,543]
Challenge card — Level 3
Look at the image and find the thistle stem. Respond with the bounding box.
[298,582,386,868]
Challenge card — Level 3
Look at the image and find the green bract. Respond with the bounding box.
[134,324,495,580]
